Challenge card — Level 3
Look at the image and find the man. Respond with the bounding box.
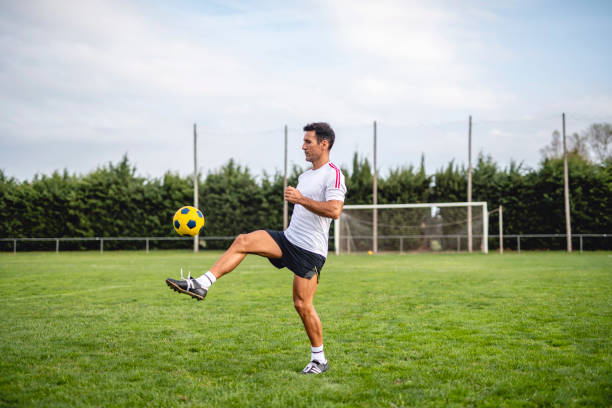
[166,122,347,375]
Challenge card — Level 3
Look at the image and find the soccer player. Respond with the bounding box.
[166,122,347,375]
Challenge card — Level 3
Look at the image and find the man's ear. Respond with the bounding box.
[320,139,329,151]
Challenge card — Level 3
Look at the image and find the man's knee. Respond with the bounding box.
[232,233,250,251]
[294,299,312,315]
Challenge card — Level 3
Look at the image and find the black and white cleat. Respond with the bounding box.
[301,360,329,374]
[165,269,207,301]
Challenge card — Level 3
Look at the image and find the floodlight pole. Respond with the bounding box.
[467,115,473,253]
[283,125,288,230]
[193,123,199,253]
[562,113,572,252]
[373,120,378,255]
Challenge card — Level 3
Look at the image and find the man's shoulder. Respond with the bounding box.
[327,162,342,174]
[327,162,345,180]
[300,163,344,182]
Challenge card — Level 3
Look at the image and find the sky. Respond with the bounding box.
[1,0,611,182]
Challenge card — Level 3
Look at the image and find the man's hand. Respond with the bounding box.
[284,185,343,219]
[284,186,303,205]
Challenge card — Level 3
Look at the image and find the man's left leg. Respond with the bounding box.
[166,230,282,300]
[293,274,328,374]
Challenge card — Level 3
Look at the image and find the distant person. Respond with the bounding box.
[166,122,347,375]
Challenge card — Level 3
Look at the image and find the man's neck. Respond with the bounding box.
[310,155,330,170]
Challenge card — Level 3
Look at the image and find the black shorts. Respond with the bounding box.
[265,230,326,280]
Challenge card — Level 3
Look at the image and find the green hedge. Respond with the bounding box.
[1,153,610,250]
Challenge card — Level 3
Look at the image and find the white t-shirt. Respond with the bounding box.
[285,162,347,257]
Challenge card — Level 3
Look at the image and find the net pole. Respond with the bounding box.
[499,205,503,254]
[334,218,340,255]
[373,120,378,254]
[482,202,489,254]
[467,115,473,253]
[193,123,199,253]
[562,113,572,252]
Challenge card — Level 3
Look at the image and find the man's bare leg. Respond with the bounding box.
[166,230,281,300]
[293,274,329,373]
[293,274,322,346]
[209,230,282,279]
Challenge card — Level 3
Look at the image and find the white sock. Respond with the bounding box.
[311,345,327,364]
[195,271,216,289]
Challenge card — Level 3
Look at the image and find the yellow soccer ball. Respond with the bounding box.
[172,206,205,236]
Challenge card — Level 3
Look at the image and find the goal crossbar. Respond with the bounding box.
[342,202,488,210]
[335,202,489,254]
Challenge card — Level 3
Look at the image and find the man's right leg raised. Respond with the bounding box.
[165,230,282,300]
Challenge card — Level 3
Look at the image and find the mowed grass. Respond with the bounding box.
[0,251,611,407]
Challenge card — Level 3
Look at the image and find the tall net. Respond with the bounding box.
[336,203,488,253]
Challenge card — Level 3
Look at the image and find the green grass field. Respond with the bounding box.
[0,251,610,407]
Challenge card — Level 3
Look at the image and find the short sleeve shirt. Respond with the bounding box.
[284,162,347,257]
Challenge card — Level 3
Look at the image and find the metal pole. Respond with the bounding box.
[283,125,288,230]
[100,238,104,254]
[482,202,489,254]
[399,237,403,254]
[562,113,572,252]
[194,123,199,253]
[579,235,583,253]
[373,120,378,255]
[499,205,503,254]
[517,236,520,254]
[334,218,340,255]
[467,115,473,253]
[56,239,59,253]
[457,236,460,252]
[13,239,16,254]
[146,238,149,253]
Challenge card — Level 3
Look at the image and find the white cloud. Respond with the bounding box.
[315,0,522,122]
[324,0,456,64]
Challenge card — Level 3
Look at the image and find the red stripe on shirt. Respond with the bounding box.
[329,163,340,188]
[328,163,338,188]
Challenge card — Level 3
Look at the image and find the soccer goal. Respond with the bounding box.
[334,202,489,254]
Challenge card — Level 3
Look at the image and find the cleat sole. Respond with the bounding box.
[165,279,206,301]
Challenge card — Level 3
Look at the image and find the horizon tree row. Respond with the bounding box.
[0,151,610,250]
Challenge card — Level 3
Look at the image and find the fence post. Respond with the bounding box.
[146,238,149,253]
[579,235,583,253]
[457,236,460,252]
[399,237,403,254]
[100,238,104,254]
[56,239,59,253]
[517,236,521,254]
[13,239,16,254]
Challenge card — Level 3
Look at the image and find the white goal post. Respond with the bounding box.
[334,202,489,254]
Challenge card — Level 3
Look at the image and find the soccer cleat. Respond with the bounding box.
[301,360,329,374]
[166,269,207,301]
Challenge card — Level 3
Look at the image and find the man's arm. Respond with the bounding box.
[285,186,343,220]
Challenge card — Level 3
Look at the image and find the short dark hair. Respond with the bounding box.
[303,122,335,151]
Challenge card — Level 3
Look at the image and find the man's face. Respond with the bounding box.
[302,131,327,163]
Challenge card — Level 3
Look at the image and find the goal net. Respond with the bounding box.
[334,202,489,254]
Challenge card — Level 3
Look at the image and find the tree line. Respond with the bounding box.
[1,146,610,251]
